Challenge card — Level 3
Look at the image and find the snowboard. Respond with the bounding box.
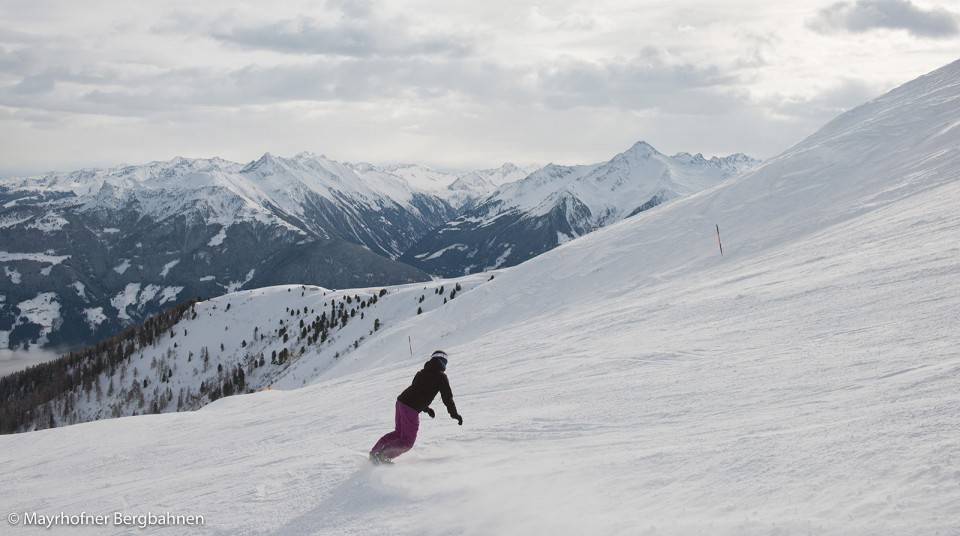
[367,451,394,466]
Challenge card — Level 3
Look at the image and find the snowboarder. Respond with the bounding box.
[370,350,463,464]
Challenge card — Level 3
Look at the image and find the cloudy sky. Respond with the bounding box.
[1,0,959,176]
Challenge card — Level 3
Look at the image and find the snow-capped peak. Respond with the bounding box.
[442,162,541,210]
[240,152,287,176]
[379,163,461,192]
[479,140,757,220]
[620,140,662,160]
[0,151,459,254]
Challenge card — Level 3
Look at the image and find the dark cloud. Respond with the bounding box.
[810,0,959,38]
[211,14,472,58]
[0,25,48,45]
[224,57,517,105]
[150,1,472,59]
[532,48,736,112]
[0,44,745,126]
[218,46,736,115]
[325,0,376,20]
[14,74,57,94]
[0,28,116,98]
[766,79,878,124]
[0,5,872,160]
[10,67,111,96]
[0,29,41,76]
[0,7,758,127]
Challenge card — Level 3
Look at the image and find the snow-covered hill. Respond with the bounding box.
[3,59,960,535]
[0,276,491,432]
[402,143,758,276]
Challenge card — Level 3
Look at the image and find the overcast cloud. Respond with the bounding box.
[1,0,959,176]
[211,12,474,58]
[810,0,959,37]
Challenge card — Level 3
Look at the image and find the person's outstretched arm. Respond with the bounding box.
[440,376,462,425]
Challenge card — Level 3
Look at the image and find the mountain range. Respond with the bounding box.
[1,145,751,352]
[402,143,758,276]
[0,153,456,351]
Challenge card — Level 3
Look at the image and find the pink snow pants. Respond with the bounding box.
[371,401,420,459]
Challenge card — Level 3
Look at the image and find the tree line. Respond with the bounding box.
[0,298,202,434]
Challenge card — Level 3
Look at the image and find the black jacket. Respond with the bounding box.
[397,356,458,416]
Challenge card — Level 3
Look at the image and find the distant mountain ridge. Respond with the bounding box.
[0,144,755,352]
[0,153,462,351]
[401,142,759,276]
[444,163,541,211]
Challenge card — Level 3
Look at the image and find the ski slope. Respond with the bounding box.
[3,61,960,535]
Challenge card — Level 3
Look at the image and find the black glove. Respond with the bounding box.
[423,407,435,418]
[451,413,463,426]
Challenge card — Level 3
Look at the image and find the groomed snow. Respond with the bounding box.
[2,60,960,535]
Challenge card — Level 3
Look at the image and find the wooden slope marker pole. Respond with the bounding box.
[716,224,724,256]
[408,336,413,355]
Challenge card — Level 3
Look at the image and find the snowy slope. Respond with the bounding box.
[3,59,960,535]
[1,276,491,430]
